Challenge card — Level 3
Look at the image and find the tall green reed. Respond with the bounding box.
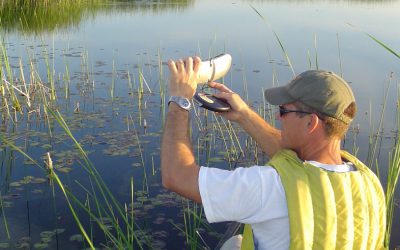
[385,83,400,247]
[111,59,116,101]
[1,41,21,113]
[249,4,295,77]
[62,54,71,100]
[128,113,148,193]
[366,75,391,171]
[0,192,11,240]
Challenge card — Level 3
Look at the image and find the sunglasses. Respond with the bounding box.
[278,105,314,117]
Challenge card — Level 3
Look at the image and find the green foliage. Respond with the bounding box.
[0,0,194,34]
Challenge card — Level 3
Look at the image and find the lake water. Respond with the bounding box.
[1,0,400,249]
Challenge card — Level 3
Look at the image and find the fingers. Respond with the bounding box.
[176,59,185,72]
[167,56,201,98]
[168,56,200,74]
[213,91,233,100]
[167,59,177,74]
[185,57,193,73]
[193,56,201,73]
[208,81,234,93]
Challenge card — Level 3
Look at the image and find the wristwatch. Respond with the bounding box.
[168,96,192,111]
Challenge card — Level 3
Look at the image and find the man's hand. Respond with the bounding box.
[167,57,201,98]
[207,81,251,123]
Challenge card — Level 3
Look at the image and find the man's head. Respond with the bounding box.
[265,70,357,139]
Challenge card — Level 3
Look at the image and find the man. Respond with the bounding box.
[161,56,386,249]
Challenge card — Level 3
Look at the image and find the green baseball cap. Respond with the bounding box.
[264,70,355,124]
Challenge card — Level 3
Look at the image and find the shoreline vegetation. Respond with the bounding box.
[0,0,194,34]
[0,1,399,249]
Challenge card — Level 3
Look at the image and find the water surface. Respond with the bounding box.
[1,0,400,249]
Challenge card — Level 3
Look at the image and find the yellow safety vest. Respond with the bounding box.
[241,149,386,250]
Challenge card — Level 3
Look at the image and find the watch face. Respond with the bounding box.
[180,99,190,108]
[169,96,191,110]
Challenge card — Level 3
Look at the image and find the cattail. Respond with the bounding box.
[143,118,147,129]
[46,152,53,171]
[74,101,80,113]
[46,152,53,185]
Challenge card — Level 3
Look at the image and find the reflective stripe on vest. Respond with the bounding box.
[241,149,386,250]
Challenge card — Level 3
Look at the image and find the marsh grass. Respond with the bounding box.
[47,108,149,249]
[170,198,216,250]
[1,41,21,113]
[0,40,163,246]
[0,0,103,34]
[336,33,344,77]
[385,84,400,247]
[365,34,400,248]
[43,47,56,101]
[366,75,392,171]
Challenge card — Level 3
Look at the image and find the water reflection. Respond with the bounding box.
[0,0,194,34]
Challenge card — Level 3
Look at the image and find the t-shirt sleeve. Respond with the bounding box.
[199,165,287,224]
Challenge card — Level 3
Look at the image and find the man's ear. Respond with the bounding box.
[307,114,320,134]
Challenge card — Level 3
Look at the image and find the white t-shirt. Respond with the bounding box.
[199,162,356,250]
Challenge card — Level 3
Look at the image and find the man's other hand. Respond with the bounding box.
[167,56,201,99]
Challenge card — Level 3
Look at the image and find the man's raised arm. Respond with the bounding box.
[161,57,202,203]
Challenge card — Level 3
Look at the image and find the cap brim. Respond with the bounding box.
[264,86,296,105]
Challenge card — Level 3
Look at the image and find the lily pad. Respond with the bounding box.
[18,237,31,243]
[208,157,224,163]
[41,144,52,149]
[69,234,84,242]
[40,230,55,238]
[41,237,52,243]
[0,242,10,249]
[34,242,49,249]
[57,167,72,173]
[2,201,14,208]
[21,176,34,184]
[31,178,47,184]
[54,228,65,234]
[32,189,44,194]
[24,159,36,165]
[136,196,148,202]
[15,242,30,249]
[9,182,22,187]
